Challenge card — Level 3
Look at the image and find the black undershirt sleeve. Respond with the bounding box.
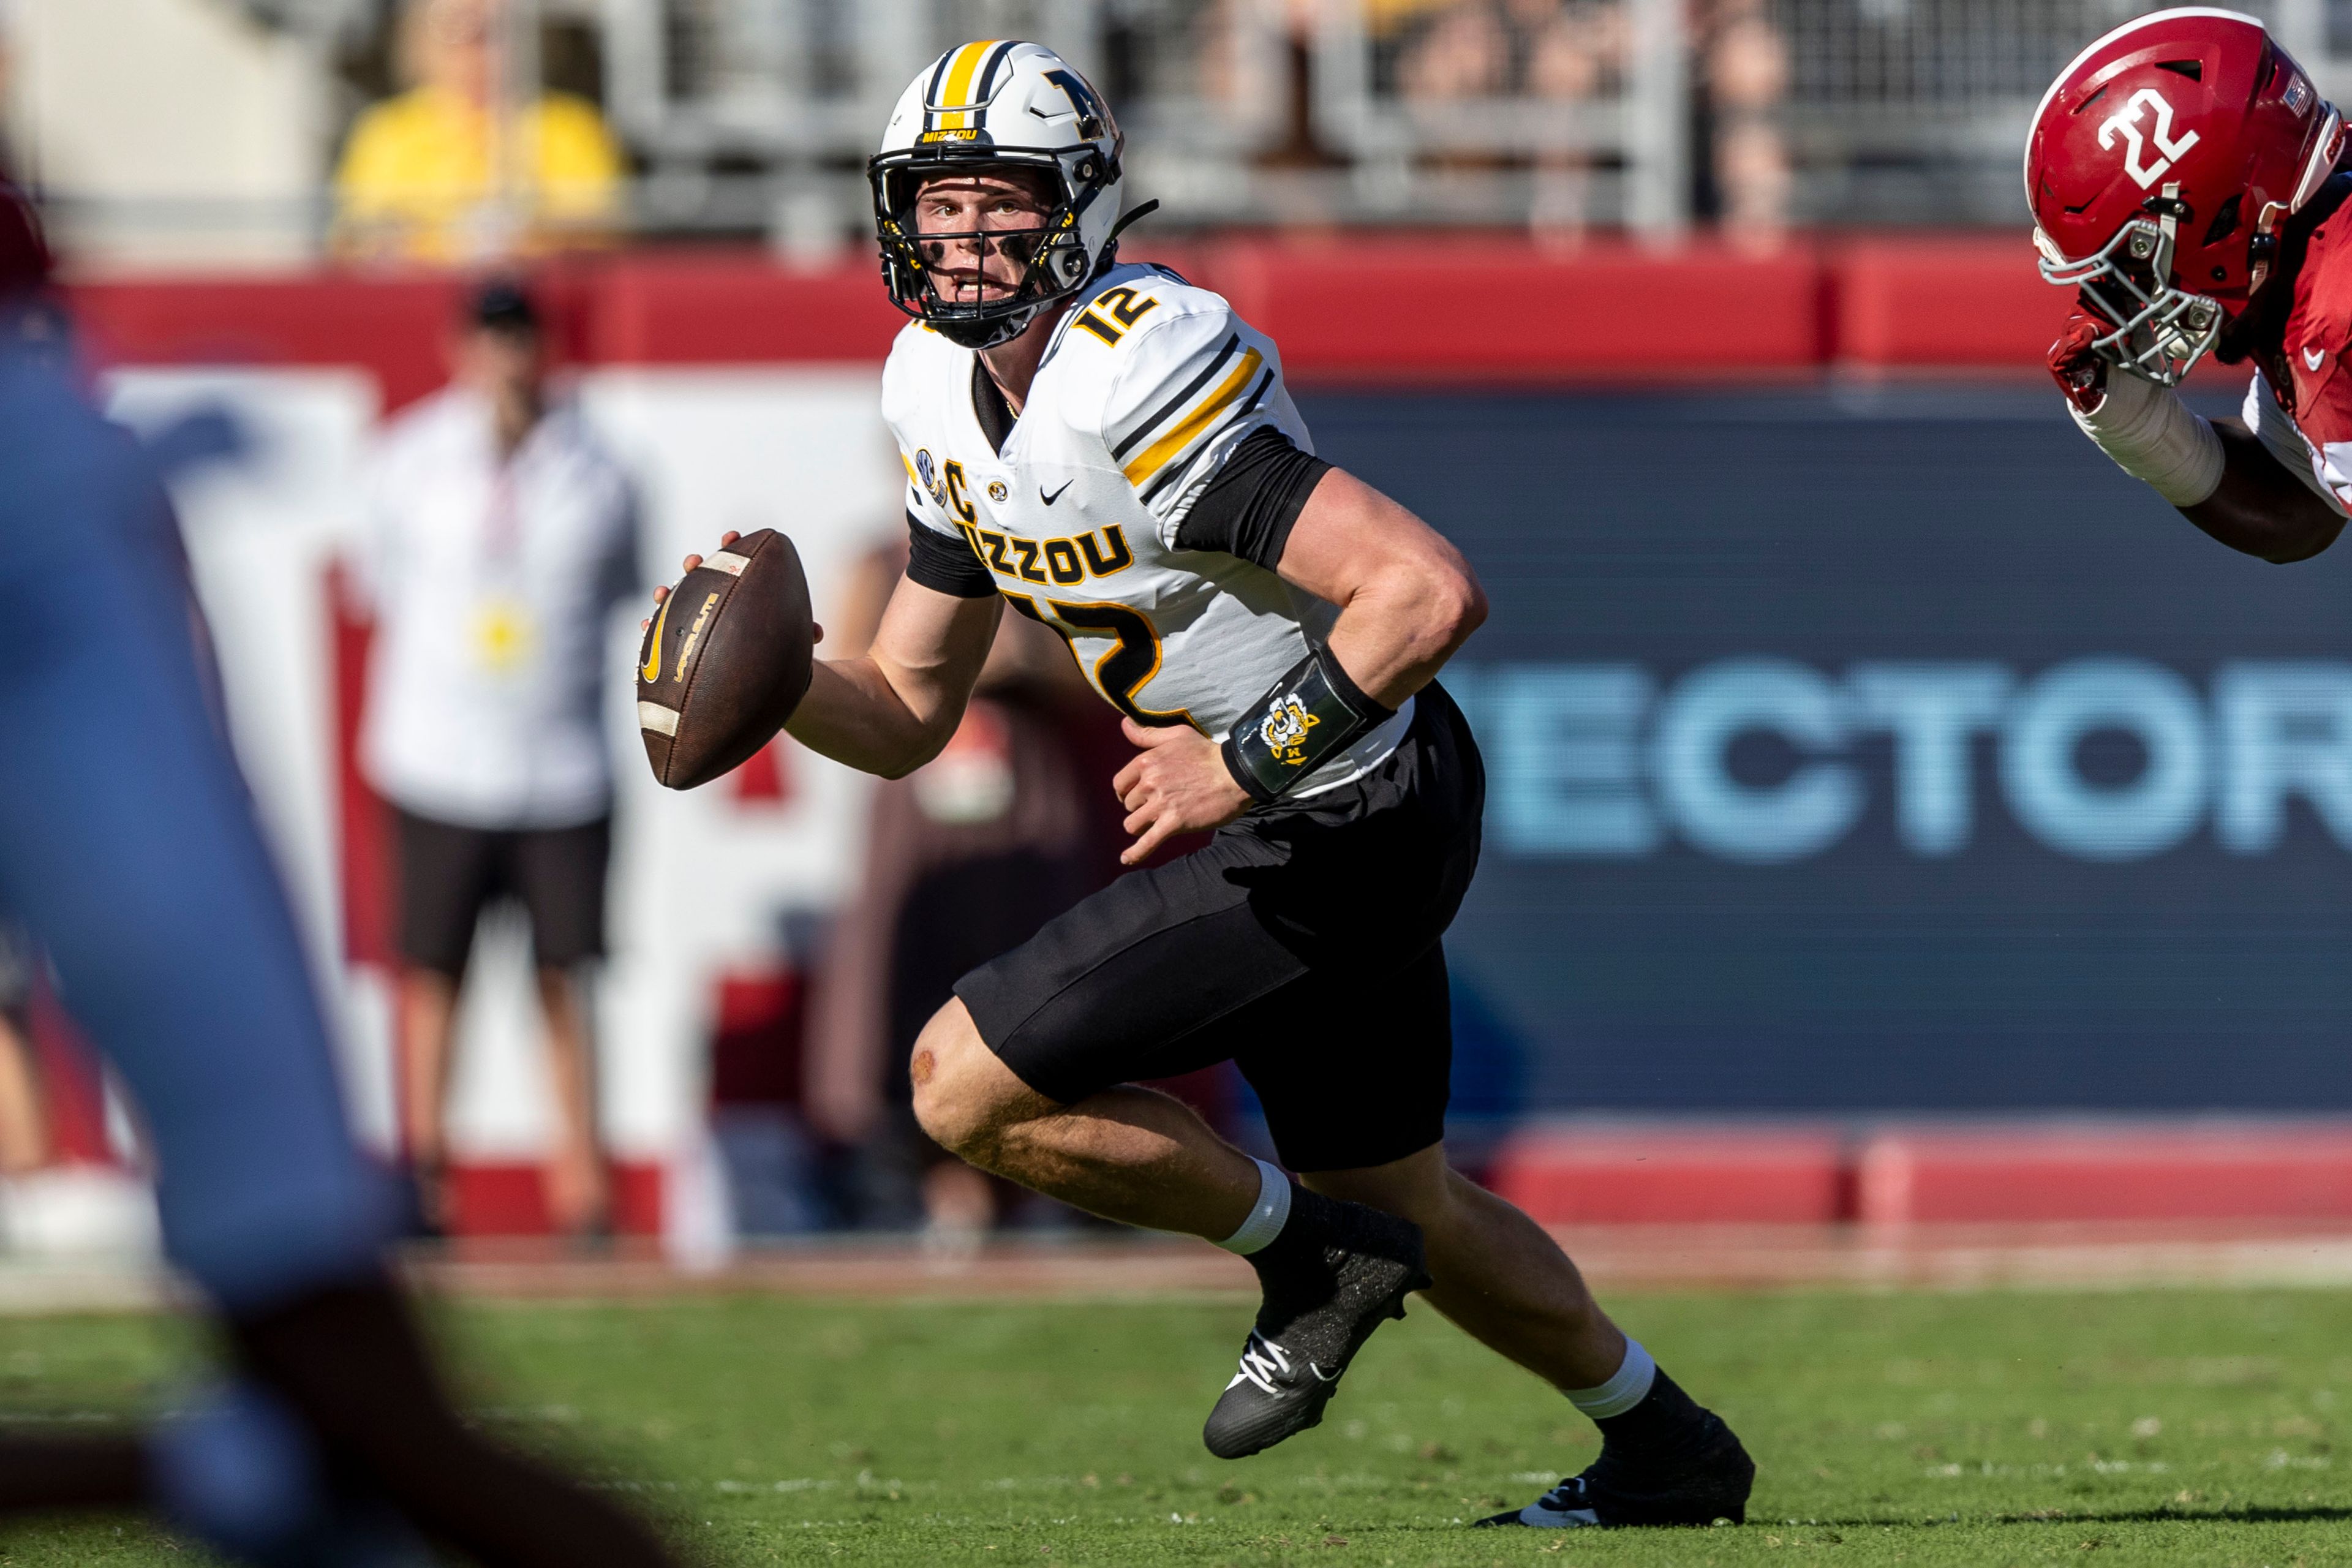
[904,511,997,599]
[1172,426,1333,570]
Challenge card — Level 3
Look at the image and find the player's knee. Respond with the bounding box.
[906,1001,1017,1162]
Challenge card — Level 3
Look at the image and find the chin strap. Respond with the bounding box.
[1105,200,1160,249]
[1081,202,1164,284]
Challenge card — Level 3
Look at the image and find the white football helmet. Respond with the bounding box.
[869,40,1133,349]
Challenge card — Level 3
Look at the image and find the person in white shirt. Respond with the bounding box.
[351,279,639,1239]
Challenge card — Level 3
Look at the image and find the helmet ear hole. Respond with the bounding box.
[2203,194,2242,247]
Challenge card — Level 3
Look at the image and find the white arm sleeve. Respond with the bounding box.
[2066,371,2224,507]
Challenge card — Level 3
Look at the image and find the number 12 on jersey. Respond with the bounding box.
[1003,593,1199,731]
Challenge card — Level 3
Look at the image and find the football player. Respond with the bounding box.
[662,40,1752,1528]
[0,186,674,1567]
[2032,8,2352,562]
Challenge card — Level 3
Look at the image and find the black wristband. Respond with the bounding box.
[1221,644,1395,804]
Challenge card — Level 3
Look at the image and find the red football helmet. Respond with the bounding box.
[2027,8,2343,384]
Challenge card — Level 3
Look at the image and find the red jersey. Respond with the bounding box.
[2244,189,2352,516]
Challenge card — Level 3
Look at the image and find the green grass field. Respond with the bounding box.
[0,1285,2347,1566]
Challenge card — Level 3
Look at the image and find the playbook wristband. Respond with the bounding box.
[1221,644,1394,804]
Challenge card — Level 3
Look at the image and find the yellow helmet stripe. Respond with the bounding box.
[937,40,1000,130]
[1122,349,1265,489]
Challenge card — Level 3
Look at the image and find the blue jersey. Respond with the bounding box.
[0,327,388,1311]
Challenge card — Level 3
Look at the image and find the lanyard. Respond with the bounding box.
[483,460,523,564]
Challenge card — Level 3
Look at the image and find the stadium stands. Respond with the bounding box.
[36,0,2352,264]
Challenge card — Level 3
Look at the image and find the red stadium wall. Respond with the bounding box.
[1484,1123,2352,1227]
[64,233,2079,390]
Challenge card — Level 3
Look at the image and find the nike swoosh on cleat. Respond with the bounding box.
[1040,481,1074,505]
[1308,1363,1340,1384]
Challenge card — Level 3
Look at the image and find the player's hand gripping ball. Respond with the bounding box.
[638,529,818,790]
[2048,308,2113,413]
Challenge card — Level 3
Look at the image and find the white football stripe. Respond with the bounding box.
[705,550,750,577]
[638,701,681,736]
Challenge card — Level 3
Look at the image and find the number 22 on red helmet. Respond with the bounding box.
[2026,8,2345,385]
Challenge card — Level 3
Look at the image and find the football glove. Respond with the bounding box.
[2048,308,2112,414]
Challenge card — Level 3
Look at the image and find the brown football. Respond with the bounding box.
[636,529,815,790]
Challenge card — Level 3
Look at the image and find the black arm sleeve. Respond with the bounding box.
[903,511,997,598]
[1172,426,1333,569]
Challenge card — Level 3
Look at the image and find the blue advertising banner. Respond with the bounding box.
[1301,386,2352,1114]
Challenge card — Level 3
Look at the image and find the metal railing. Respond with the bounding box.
[1773,0,2352,221]
[594,0,1294,243]
[584,0,1687,235]
[1304,0,1688,236]
[596,1,1290,157]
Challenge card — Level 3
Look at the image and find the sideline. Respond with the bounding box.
[8,1221,2352,1316]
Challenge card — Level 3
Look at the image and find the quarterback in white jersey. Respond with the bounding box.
[658,38,1749,1529]
[885,260,1412,795]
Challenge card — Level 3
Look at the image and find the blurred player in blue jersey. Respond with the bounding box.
[0,187,674,1567]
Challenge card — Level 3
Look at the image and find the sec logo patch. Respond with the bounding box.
[987,479,1009,504]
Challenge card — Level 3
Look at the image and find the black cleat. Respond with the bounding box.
[1476,1398,1754,1528]
[1202,1192,1430,1460]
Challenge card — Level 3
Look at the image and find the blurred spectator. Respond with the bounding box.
[1194,0,1323,154]
[804,540,1106,1249]
[1698,0,1791,252]
[1392,0,1627,243]
[1529,1,1632,242]
[1391,0,1789,247]
[348,277,639,1239]
[333,0,624,265]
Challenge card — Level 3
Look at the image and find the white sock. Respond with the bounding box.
[1566,1339,1657,1419]
[1215,1158,1292,1256]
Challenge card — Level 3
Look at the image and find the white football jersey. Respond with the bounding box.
[882,262,1412,797]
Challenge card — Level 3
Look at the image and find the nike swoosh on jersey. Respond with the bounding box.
[1040,480,1074,505]
[2307,347,2328,371]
